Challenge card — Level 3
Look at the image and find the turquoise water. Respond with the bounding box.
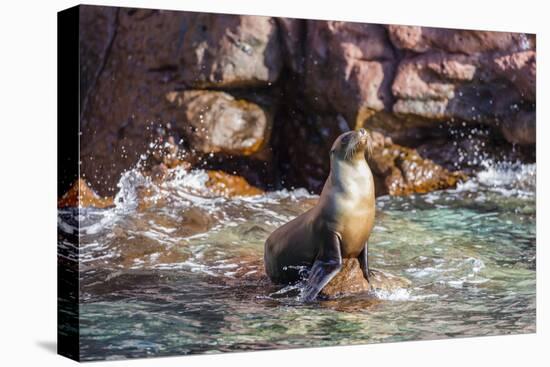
[58,162,536,361]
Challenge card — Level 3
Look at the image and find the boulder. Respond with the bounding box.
[77,7,536,198]
[369,131,467,196]
[166,90,272,159]
[387,125,534,173]
[304,20,397,128]
[491,50,536,102]
[80,8,195,196]
[80,10,280,196]
[386,26,535,145]
[391,51,536,145]
[181,14,283,87]
[58,178,114,209]
[387,26,534,54]
[320,258,411,298]
[205,170,264,197]
[274,111,466,196]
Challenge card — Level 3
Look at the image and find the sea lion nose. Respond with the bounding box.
[359,128,366,136]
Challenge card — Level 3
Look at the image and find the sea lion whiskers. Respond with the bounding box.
[344,130,369,161]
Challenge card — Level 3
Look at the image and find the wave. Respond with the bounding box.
[456,161,535,197]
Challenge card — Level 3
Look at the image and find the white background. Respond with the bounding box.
[0,0,547,365]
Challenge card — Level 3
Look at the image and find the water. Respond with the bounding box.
[58,162,536,361]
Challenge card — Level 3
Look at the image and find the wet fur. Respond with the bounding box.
[264,130,376,299]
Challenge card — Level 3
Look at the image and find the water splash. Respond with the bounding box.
[58,156,536,360]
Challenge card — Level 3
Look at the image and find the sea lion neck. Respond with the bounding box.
[330,152,367,170]
[329,155,371,192]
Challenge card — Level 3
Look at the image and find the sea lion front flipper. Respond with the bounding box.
[300,233,343,302]
[358,244,373,283]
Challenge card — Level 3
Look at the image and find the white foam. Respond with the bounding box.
[373,287,412,301]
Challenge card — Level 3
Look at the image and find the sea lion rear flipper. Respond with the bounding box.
[300,233,343,302]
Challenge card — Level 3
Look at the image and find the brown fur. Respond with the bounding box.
[264,129,375,284]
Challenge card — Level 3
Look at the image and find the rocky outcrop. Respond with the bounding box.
[304,21,396,128]
[58,179,114,208]
[368,132,467,196]
[205,171,264,197]
[78,5,117,115]
[276,18,305,74]
[387,26,534,54]
[165,91,272,159]
[79,9,280,195]
[388,27,536,145]
[320,259,411,298]
[77,6,536,197]
[275,112,465,195]
[181,14,283,88]
[79,8,194,195]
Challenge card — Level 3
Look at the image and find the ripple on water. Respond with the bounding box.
[57,163,536,361]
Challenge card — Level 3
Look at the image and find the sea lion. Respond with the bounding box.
[264,128,375,301]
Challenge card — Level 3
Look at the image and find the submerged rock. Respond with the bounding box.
[320,258,411,298]
[58,178,114,209]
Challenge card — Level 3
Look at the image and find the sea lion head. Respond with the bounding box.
[330,128,373,162]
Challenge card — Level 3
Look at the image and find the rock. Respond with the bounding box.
[388,125,509,172]
[148,136,185,169]
[181,14,283,88]
[304,20,397,128]
[145,135,194,182]
[320,258,411,298]
[166,90,272,159]
[391,51,536,145]
[78,7,536,197]
[58,178,114,208]
[127,167,264,212]
[274,110,466,196]
[275,113,351,193]
[387,26,534,54]
[276,18,305,74]
[144,162,263,198]
[369,131,467,196]
[80,8,195,195]
[205,170,264,197]
[500,110,536,145]
[491,50,536,102]
[150,163,169,182]
[387,26,535,146]
[78,5,117,115]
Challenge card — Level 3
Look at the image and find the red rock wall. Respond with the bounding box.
[78,5,536,196]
